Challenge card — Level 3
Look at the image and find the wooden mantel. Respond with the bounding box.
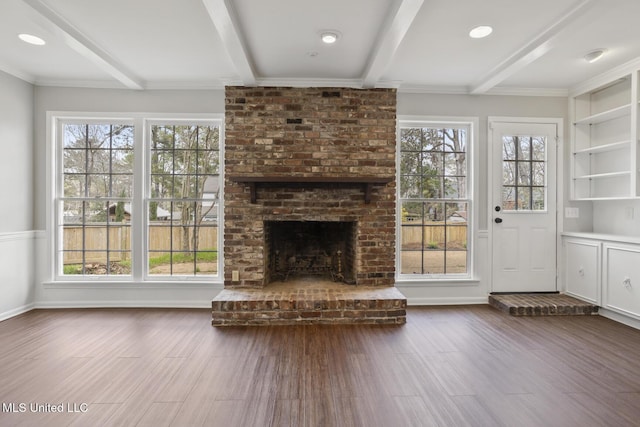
[228,176,393,204]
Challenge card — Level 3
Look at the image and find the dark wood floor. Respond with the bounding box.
[1,307,639,427]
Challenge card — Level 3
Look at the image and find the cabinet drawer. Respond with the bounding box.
[564,239,600,304]
[604,244,640,318]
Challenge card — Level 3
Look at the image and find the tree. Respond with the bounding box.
[115,190,126,222]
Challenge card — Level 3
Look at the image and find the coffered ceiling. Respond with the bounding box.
[1,0,639,94]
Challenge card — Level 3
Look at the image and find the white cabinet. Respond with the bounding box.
[562,233,640,323]
[570,73,639,200]
[603,243,640,319]
[564,238,600,304]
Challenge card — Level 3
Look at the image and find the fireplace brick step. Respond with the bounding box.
[212,280,406,326]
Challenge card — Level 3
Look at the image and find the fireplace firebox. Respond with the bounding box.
[264,221,356,285]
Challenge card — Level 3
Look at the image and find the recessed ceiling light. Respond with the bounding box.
[18,33,46,46]
[584,49,606,63]
[320,31,340,44]
[469,26,493,39]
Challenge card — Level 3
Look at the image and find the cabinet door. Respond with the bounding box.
[603,244,640,318]
[564,239,600,304]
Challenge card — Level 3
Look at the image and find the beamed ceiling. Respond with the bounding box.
[1,0,639,95]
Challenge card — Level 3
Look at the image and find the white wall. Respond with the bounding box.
[397,92,568,303]
[0,71,35,320]
[592,199,640,236]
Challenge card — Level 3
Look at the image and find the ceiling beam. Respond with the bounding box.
[202,0,256,86]
[22,0,144,90]
[469,0,592,95]
[362,0,424,88]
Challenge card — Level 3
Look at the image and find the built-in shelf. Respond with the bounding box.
[573,140,631,155]
[573,171,631,180]
[570,72,637,200]
[228,175,393,204]
[573,103,631,125]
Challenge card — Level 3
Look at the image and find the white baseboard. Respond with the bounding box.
[406,297,488,306]
[0,303,35,322]
[598,308,640,331]
[34,301,212,309]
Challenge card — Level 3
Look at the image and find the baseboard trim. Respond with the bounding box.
[34,301,212,309]
[406,297,488,306]
[598,308,640,331]
[0,303,36,322]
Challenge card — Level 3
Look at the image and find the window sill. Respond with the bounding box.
[396,277,480,287]
[42,280,224,289]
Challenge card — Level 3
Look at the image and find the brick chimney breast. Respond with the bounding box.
[224,86,397,288]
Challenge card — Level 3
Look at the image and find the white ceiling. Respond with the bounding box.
[1,0,640,94]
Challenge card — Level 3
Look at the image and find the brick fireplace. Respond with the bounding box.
[213,86,406,325]
[224,86,398,287]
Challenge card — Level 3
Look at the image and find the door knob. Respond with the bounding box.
[495,206,501,212]
[494,218,503,224]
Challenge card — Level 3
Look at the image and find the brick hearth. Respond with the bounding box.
[212,279,407,326]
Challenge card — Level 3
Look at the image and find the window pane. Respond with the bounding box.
[518,162,531,185]
[423,177,443,199]
[423,251,444,274]
[423,152,443,174]
[400,128,423,151]
[502,186,516,210]
[532,187,545,211]
[517,137,531,160]
[503,137,516,160]
[517,187,532,210]
[444,177,464,198]
[446,250,467,273]
[532,137,545,161]
[444,153,465,176]
[503,161,516,186]
[400,175,422,198]
[400,251,423,274]
[532,162,545,186]
[402,201,423,224]
[148,124,221,277]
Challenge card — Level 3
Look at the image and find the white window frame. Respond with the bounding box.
[45,112,224,285]
[396,116,479,283]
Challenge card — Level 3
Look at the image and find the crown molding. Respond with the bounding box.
[484,86,568,97]
[398,84,567,97]
[0,63,35,84]
[254,77,366,89]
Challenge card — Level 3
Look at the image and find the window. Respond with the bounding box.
[398,121,472,277]
[54,115,223,281]
[501,135,546,211]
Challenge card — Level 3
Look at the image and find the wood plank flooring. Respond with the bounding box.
[1,306,639,426]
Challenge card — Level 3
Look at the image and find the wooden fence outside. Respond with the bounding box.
[401,222,467,249]
[63,224,218,264]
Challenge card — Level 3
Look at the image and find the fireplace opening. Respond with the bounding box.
[264,220,357,285]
